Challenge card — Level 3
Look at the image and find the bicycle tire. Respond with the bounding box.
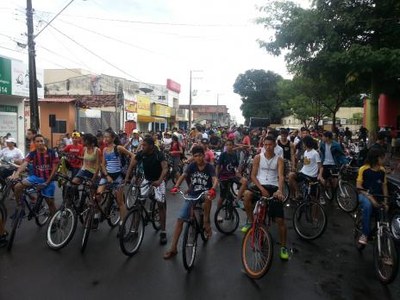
[230,181,240,198]
[390,209,400,242]
[0,202,7,226]
[353,208,366,251]
[293,201,327,240]
[214,203,239,234]
[106,194,121,228]
[119,208,145,256]
[81,208,93,253]
[46,208,77,250]
[182,221,198,271]
[126,184,138,210]
[336,182,358,213]
[282,181,290,203]
[34,196,50,227]
[374,230,398,284]
[150,200,161,231]
[7,208,22,251]
[241,224,273,279]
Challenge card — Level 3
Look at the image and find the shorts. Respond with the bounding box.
[171,156,181,173]
[140,179,166,203]
[249,184,284,219]
[219,178,239,199]
[322,165,339,180]
[70,167,81,178]
[74,169,95,180]
[178,196,205,221]
[99,172,123,185]
[24,175,56,198]
[295,172,318,196]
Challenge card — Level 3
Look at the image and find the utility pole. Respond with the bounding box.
[189,70,192,130]
[27,0,39,131]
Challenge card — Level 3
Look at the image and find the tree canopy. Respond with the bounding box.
[233,69,283,124]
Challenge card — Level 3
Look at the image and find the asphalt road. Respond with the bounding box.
[1,183,400,300]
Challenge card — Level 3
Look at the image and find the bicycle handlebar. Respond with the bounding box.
[177,190,206,201]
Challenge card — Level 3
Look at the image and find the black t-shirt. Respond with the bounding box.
[185,162,216,197]
[135,149,165,181]
[277,140,291,161]
[217,151,239,180]
[209,135,220,147]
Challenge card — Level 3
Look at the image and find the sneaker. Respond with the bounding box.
[319,196,326,205]
[159,231,167,245]
[280,247,289,260]
[241,223,252,233]
[358,234,368,245]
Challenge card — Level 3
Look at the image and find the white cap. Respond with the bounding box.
[5,137,16,144]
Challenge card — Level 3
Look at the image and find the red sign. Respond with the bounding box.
[166,79,181,94]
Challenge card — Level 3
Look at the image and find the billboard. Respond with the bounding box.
[137,95,151,116]
[0,57,11,95]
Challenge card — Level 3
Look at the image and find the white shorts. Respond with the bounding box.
[141,179,166,203]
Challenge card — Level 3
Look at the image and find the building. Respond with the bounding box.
[0,55,44,153]
[44,69,183,133]
[179,105,230,127]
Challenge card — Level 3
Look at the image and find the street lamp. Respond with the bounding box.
[188,70,202,129]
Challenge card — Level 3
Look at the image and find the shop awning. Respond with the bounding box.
[137,115,167,123]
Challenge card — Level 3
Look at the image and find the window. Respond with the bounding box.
[52,120,67,133]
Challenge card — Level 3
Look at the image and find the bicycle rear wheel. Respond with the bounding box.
[150,200,161,231]
[81,208,93,253]
[34,197,50,227]
[374,230,398,284]
[214,203,239,234]
[230,180,240,198]
[293,201,327,240]
[390,210,400,242]
[336,182,358,212]
[47,208,77,250]
[241,224,273,279]
[119,208,145,256]
[7,208,22,251]
[182,221,198,271]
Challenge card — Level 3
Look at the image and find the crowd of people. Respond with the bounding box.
[0,123,398,263]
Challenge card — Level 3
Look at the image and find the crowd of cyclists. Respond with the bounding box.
[0,124,399,280]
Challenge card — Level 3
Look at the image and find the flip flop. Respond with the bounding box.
[163,250,178,259]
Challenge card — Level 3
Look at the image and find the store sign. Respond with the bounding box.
[11,60,44,99]
[137,95,151,116]
[125,99,137,112]
[126,112,137,122]
[0,112,17,142]
[152,104,171,117]
[166,79,181,93]
[0,57,11,95]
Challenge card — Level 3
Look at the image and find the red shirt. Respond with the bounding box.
[25,149,60,181]
[170,141,182,157]
[64,144,84,169]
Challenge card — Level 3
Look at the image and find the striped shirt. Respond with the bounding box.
[104,148,122,174]
[25,149,59,181]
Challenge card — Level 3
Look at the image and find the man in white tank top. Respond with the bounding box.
[241,136,289,260]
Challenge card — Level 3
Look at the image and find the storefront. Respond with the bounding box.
[151,103,170,132]
[136,95,152,132]
[124,99,137,134]
[0,55,43,152]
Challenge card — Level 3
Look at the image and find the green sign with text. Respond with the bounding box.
[0,57,11,95]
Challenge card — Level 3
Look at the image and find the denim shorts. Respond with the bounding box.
[99,172,122,185]
[24,175,56,198]
[178,194,205,220]
[74,169,95,180]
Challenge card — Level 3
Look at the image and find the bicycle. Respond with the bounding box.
[214,179,240,234]
[241,192,274,279]
[46,173,92,250]
[119,181,161,256]
[80,181,121,253]
[353,190,398,284]
[293,178,327,240]
[320,164,358,213]
[7,180,50,251]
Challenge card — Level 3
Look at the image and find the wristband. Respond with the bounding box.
[208,188,216,198]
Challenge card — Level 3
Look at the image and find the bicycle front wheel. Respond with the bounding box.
[81,208,93,253]
[374,230,398,284]
[241,224,273,279]
[106,195,121,228]
[182,221,198,271]
[150,200,161,231]
[47,208,77,250]
[7,208,23,251]
[336,182,358,213]
[214,203,239,234]
[34,197,50,227]
[126,184,138,210]
[119,208,145,257]
[282,181,290,203]
[293,201,327,240]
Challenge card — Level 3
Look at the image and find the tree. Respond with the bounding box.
[233,69,283,124]
[257,0,400,134]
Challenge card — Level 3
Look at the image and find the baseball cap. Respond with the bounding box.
[201,138,209,144]
[132,129,139,134]
[5,137,16,144]
[72,132,81,138]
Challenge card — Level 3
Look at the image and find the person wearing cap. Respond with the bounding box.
[0,137,24,180]
[125,129,142,153]
[62,133,73,146]
[200,138,215,165]
[162,131,173,151]
[63,132,84,178]
[318,131,348,204]
[165,145,218,259]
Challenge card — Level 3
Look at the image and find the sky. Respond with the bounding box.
[0,0,311,124]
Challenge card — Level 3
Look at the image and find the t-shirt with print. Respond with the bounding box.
[64,144,84,169]
[217,151,239,181]
[300,149,321,178]
[25,149,59,181]
[185,162,216,197]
